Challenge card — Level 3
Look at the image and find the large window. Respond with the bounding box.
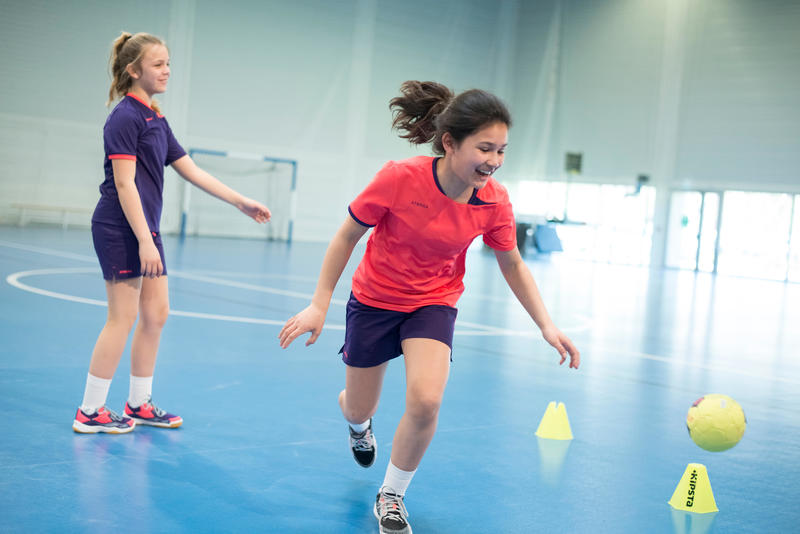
[789,195,800,283]
[717,191,793,281]
[665,191,720,272]
[666,190,797,282]
[516,181,655,266]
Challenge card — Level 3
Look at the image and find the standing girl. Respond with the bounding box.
[278,81,580,533]
[72,32,271,434]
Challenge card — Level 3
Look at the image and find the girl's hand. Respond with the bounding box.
[541,324,580,369]
[139,239,163,278]
[279,304,326,349]
[238,197,271,223]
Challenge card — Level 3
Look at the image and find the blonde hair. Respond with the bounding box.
[107,32,166,114]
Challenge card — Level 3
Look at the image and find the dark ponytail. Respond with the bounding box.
[390,80,511,155]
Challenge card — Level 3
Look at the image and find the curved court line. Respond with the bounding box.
[592,345,800,387]
[5,268,524,335]
[1,240,590,335]
[0,239,96,262]
[5,267,311,328]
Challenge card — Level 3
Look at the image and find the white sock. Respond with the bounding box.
[128,375,153,407]
[80,373,111,413]
[349,418,370,433]
[381,461,416,496]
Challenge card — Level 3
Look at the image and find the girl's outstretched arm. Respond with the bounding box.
[279,216,368,348]
[494,247,580,369]
[171,155,271,223]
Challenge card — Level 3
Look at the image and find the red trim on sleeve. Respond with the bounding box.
[108,154,137,161]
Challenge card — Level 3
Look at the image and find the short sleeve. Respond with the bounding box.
[104,108,140,160]
[163,118,186,165]
[348,161,398,227]
[482,199,517,251]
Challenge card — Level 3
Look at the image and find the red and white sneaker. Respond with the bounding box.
[73,406,135,434]
[124,398,182,428]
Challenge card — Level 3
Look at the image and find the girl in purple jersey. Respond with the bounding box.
[72,32,271,434]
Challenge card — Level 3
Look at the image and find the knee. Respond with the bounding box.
[139,303,169,330]
[344,403,377,425]
[406,393,442,424]
[108,309,138,332]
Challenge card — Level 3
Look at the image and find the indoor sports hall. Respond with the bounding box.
[1,1,798,533]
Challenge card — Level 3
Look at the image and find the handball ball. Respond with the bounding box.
[686,394,746,452]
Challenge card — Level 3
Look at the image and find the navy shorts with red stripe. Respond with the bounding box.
[339,293,458,368]
[91,221,166,280]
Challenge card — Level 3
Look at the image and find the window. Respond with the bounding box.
[515,180,655,265]
[717,191,793,281]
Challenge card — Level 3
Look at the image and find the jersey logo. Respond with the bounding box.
[411,200,429,209]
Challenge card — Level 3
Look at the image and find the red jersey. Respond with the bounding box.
[348,156,516,312]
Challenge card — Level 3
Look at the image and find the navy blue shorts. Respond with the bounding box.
[339,293,458,368]
[92,221,166,280]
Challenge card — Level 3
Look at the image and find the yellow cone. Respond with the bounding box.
[535,401,573,440]
[668,463,718,513]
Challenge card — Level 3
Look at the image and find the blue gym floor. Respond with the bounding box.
[1,226,798,533]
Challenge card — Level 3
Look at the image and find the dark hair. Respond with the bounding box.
[389,81,511,155]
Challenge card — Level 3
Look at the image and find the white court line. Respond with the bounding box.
[0,239,590,334]
[5,268,514,335]
[173,271,350,307]
[4,245,795,383]
[0,239,587,336]
[591,345,800,386]
[4,268,340,329]
[0,239,96,262]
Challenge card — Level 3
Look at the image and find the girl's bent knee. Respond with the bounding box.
[406,396,442,423]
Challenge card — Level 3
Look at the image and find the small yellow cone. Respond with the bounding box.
[535,401,573,440]
[668,463,718,513]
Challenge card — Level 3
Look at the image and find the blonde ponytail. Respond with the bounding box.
[107,32,166,113]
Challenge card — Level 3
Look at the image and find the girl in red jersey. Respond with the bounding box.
[279,81,579,534]
[72,32,271,434]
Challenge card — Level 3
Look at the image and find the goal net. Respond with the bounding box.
[180,149,297,241]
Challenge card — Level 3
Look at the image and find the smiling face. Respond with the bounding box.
[128,44,170,98]
[442,121,508,194]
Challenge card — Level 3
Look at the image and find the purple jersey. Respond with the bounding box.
[92,93,186,232]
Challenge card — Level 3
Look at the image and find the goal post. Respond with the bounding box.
[180,148,297,242]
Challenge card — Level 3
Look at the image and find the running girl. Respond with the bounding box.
[278,81,580,534]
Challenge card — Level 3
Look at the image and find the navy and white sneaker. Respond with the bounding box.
[374,486,412,534]
[72,406,135,434]
[124,398,182,428]
[349,418,377,467]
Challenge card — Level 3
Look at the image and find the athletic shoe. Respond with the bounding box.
[72,406,135,434]
[349,419,377,467]
[374,486,412,534]
[124,398,182,428]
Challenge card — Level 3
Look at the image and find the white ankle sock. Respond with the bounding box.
[128,375,153,407]
[349,418,370,433]
[80,373,111,413]
[382,461,416,496]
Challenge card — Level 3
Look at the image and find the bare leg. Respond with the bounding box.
[88,278,142,379]
[390,337,451,471]
[338,361,389,425]
[130,275,169,377]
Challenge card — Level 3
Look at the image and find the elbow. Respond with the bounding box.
[114,179,135,191]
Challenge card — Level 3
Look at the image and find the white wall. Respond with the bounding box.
[1,0,798,249]
[506,0,799,191]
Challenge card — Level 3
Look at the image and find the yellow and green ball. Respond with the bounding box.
[686,394,746,452]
